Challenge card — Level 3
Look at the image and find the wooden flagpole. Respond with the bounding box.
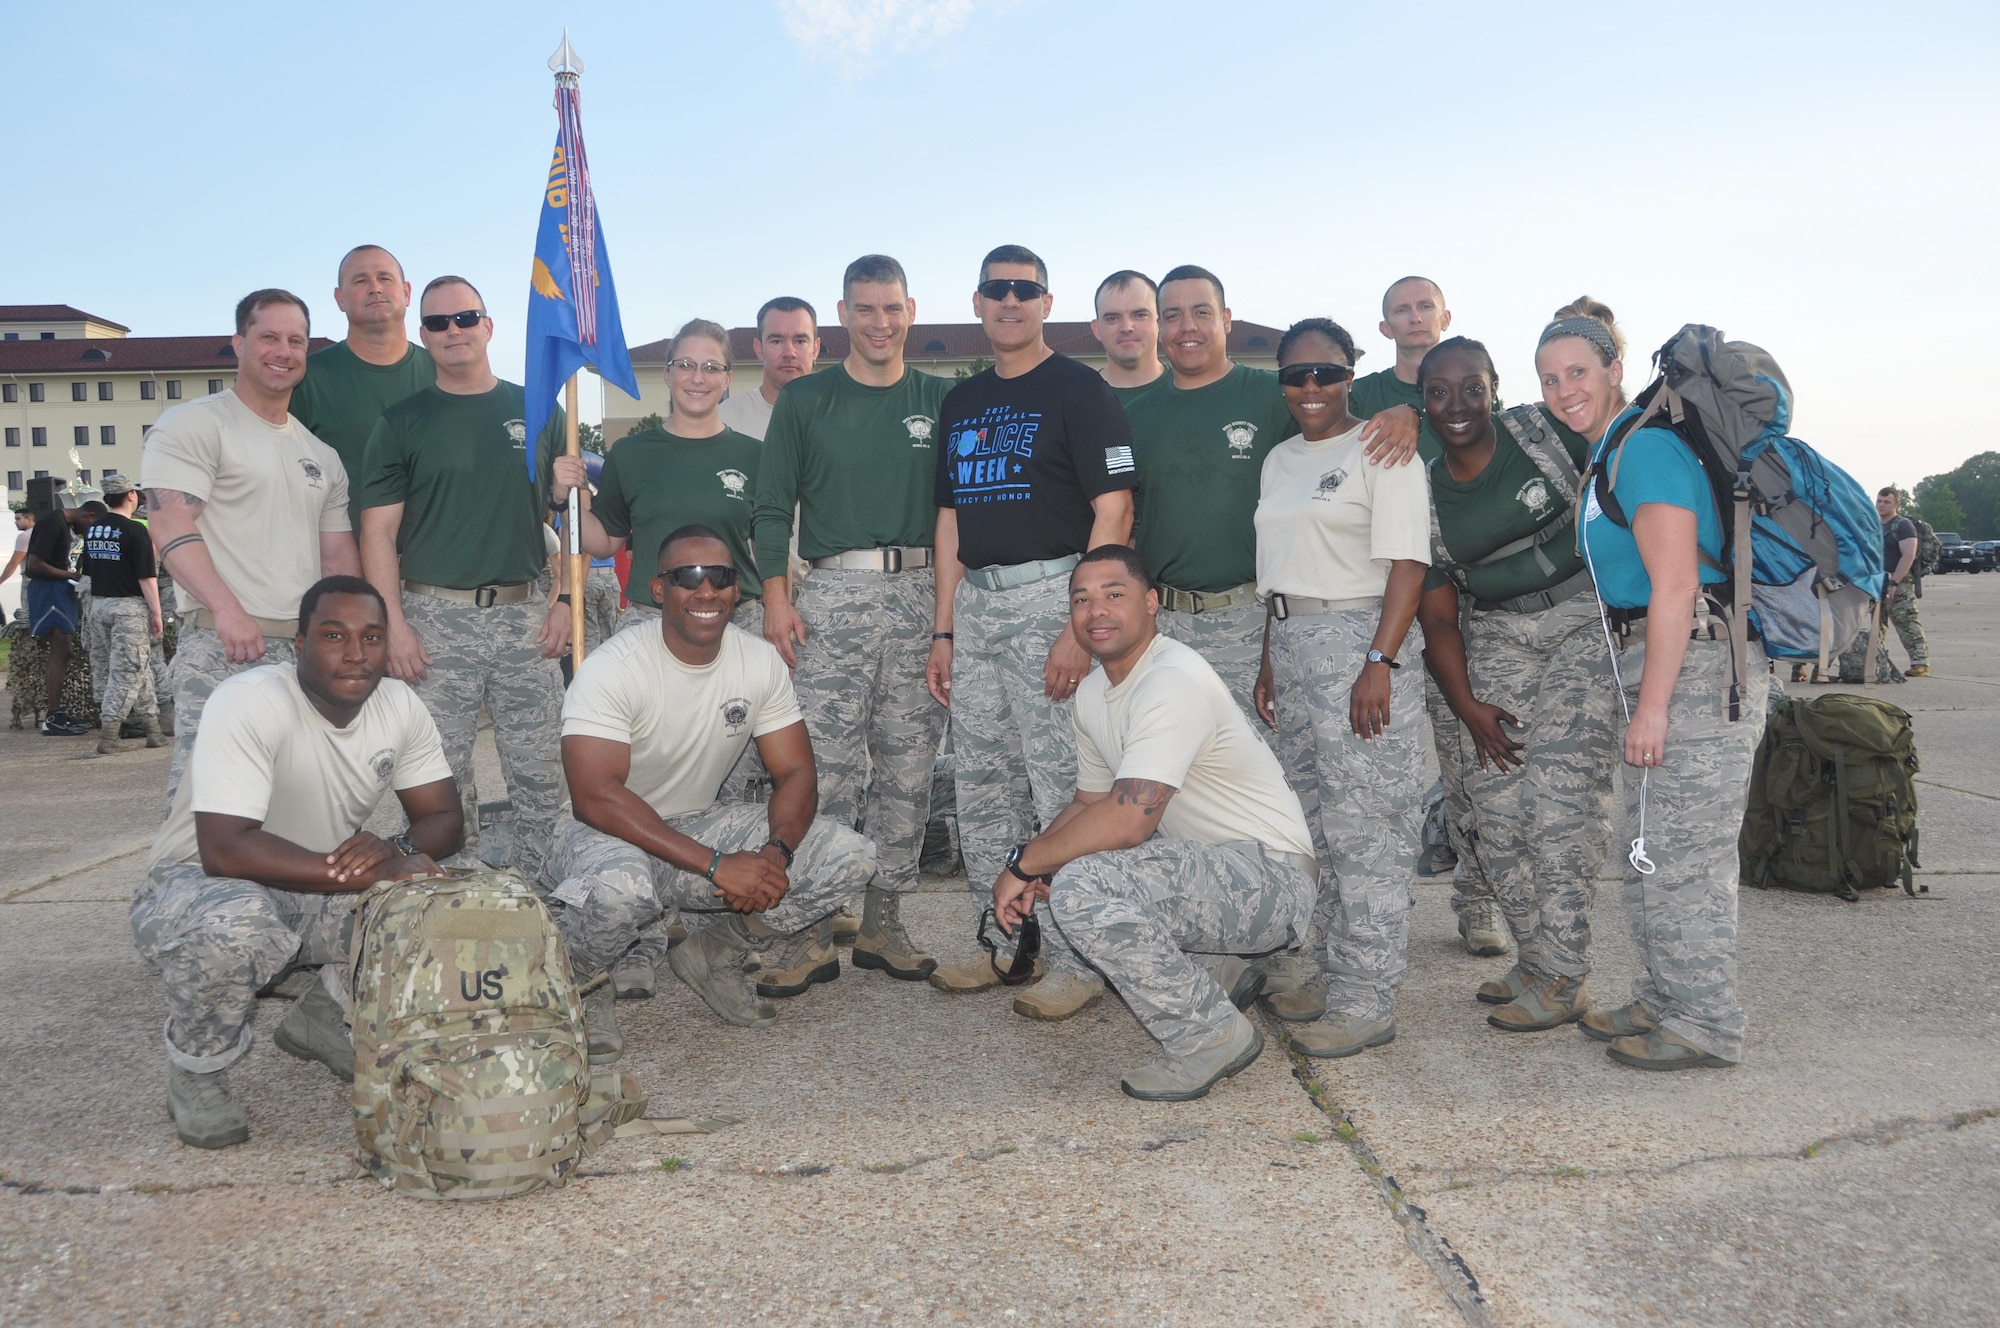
[565,373,586,669]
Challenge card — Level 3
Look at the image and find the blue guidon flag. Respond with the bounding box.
[524,34,638,477]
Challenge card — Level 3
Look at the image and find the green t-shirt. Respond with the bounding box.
[751,364,949,582]
[290,342,437,513]
[1111,376,1166,408]
[1423,412,1593,602]
[1349,366,1444,464]
[595,426,763,606]
[1124,363,1297,593]
[357,381,561,589]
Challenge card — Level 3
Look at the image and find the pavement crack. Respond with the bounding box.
[1418,1106,1999,1193]
[1272,1024,1497,1328]
[1,845,149,902]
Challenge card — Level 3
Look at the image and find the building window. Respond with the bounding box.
[6,471,20,491]
[1,384,14,403]
[101,425,116,446]
[77,468,91,486]
[4,428,17,447]
[207,378,224,395]
[141,424,152,439]
[31,427,47,447]
[39,333,54,340]
[75,425,90,448]
[71,381,88,402]
[98,381,114,401]
[2,332,15,341]
[166,380,182,400]
[139,379,156,401]
[29,382,45,403]
[102,468,119,481]
[33,469,48,478]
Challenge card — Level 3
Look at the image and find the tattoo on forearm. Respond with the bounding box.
[146,488,206,516]
[1111,778,1172,817]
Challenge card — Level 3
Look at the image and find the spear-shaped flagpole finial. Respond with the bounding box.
[548,28,584,78]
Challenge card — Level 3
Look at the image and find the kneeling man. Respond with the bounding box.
[549,525,877,1056]
[992,546,1318,1101]
[132,575,463,1149]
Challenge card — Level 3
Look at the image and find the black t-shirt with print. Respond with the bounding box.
[25,509,74,579]
[81,511,157,599]
[934,352,1138,570]
[1882,515,1917,577]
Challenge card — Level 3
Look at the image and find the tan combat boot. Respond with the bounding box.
[849,888,937,980]
[1012,972,1105,1021]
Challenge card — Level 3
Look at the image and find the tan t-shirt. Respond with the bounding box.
[561,622,802,819]
[1073,634,1314,861]
[1255,422,1431,600]
[716,389,776,441]
[139,390,352,619]
[148,663,451,869]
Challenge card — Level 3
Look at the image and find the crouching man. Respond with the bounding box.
[131,575,463,1149]
[991,546,1318,1101]
[549,525,877,1056]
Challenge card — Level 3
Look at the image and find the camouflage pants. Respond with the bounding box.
[1612,633,1766,1061]
[792,569,948,893]
[403,594,563,887]
[1837,585,1928,678]
[86,596,157,726]
[951,573,1088,976]
[1049,838,1314,1055]
[1461,595,1619,979]
[1269,606,1429,1022]
[615,599,770,806]
[582,566,621,655]
[130,860,354,1071]
[546,804,875,979]
[1157,598,1267,735]
[168,624,298,809]
[1423,671,1495,920]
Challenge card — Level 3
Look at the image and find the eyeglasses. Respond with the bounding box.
[419,309,484,332]
[660,563,740,592]
[669,357,729,375]
[1278,363,1355,388]
[975,907,1043,986]
[976,278,1048,302]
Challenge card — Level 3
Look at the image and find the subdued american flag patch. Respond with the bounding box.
[1104,445,1135,474]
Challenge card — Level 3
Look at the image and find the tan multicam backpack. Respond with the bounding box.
[350,868,637,1200]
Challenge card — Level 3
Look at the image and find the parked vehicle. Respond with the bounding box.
[1937,533,1993,573]
[1976,541,2000,571]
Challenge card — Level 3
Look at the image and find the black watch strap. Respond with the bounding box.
[1005,844,1041,883]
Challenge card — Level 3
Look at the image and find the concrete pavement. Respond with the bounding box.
[3,573,1997,1326]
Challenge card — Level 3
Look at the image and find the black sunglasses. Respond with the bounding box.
[976,278,1047,302]
[1278,362,1355,388]
[659,563,740,592]
[976,907,1043,986]
[420,309,484,332]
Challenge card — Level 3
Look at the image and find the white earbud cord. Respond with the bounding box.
[1580,497,1657,875]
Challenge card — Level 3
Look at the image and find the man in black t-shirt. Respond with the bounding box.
[925,244,1138,1017]
[81,476,166,752]
[1840,486,1929,680]
[23,496,96,736]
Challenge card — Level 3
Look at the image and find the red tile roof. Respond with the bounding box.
[629,320,1286,366]
[0,305,131,332]
[0,334,331,374]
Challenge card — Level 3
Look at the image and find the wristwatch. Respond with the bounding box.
[1004,844,1045,883]
[1365,648,1401,669]
[391,832,419,858]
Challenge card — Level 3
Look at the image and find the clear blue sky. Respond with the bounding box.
[7,0,1994,487]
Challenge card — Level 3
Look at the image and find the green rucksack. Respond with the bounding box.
[1739,695,1923,900]
[1912,519,1942,579]
[350,868,635,1200]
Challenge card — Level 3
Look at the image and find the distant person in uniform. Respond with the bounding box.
[1837,487,1929,680]
[79,476,166,754]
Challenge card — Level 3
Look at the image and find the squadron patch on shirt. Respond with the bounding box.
[720,697,751,733]
[505,419,528,449]
[297,458,326,488]
[904,415,935,448]
[1311,467,1349,500]
[1222,420,1259,459]
[717,468,750,501]
[1516,477,1554,518]
[368,748,397,783]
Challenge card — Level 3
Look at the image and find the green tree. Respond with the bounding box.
[577,422,605,456]
[1910,480,1964,532]
[954,356,994,381]
[630,412,666,436]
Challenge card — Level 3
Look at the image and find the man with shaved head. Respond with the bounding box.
[290,245,437,522]
[1347,274,1508,961]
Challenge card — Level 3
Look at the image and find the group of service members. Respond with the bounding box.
[129,242,1763,1152]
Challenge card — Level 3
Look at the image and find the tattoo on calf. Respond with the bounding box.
[1111,778,1172,816]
